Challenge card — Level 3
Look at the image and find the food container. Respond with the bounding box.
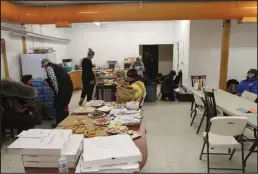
[126,101,140,110]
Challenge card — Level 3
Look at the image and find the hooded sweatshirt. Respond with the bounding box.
[235,77,258,95]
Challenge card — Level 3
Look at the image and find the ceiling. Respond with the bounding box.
[11,1,136,6]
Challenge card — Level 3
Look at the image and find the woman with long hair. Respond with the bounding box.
[79,48,95,106]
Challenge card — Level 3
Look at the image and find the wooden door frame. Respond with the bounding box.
[1,39,10,78]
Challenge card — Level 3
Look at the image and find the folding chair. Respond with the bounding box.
[199,116,248,173]
[190,92,206,128]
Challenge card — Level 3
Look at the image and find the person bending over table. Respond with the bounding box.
[41,58,73,128]
[234,69,258,96]
[126,69,146,104]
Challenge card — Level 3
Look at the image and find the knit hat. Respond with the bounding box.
[21,74,32,84]
[41,58,50,67]
[127,69,138,78]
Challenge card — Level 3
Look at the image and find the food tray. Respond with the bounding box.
[88,112,106,118]
[93,118,110,126]
[106,127,128,135]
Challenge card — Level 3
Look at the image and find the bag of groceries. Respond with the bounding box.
[116,84,136,103]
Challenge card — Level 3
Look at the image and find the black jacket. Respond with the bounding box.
[81,58,95,83]
[45,62,73,105]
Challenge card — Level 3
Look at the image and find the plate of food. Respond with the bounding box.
[88,111,106,118]
[96,106,112,113]
[73,106,96,114]
[93,118,110,126]
[84,127,105,138]
[88,100,104,107]
[106,123,128,134]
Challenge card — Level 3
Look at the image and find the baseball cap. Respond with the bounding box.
[41,58,49,67]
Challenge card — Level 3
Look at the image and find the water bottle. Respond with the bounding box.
[58,155,68,173]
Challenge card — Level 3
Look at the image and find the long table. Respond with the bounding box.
[24,114,148,173]
[191,89,257,128]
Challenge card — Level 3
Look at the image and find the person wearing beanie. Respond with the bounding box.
[235,69,258,95]
[21,74,33,86]
[130,55,145,78]
[41,58,73,127]
[126,69,146,104]
[79,48,96,106]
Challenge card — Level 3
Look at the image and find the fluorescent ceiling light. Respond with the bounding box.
[94,22,101,26]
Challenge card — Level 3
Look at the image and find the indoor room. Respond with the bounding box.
[1,1,257,173]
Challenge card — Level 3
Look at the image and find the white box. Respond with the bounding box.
[23,161,76,168]
[76,156,139,173]
[7,129,72,155]
[82,134,142,168]
[22,134,84,163]
[17,129,71,138]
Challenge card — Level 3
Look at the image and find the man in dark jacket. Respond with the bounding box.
[41,58,73,127]
[161,70,178,101]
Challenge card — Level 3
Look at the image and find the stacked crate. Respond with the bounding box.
[32,80,55,117]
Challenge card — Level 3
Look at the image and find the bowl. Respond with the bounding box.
[126,101,140,110]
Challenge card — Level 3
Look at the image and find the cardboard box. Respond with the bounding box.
[23,161,76,168]
[76,156,139,173]
[7,129,72,155]
[22,134,83,163]
[82,134,142,168]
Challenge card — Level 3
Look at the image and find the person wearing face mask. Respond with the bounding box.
[79,48,96,106]
[235,69,258,96]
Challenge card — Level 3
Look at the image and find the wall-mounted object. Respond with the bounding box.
[1,39,10,78]
[1,22,70,44]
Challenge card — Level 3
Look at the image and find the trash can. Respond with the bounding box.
[144,80,157,102]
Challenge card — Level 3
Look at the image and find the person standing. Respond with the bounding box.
[130,55,145,78]
[41,58,73,127]
[79,48,96,106]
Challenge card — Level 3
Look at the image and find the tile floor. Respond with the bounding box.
[1,91,257,173]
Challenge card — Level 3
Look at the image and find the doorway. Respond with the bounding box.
[139,44,173,79]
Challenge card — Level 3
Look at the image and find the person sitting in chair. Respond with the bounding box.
[235,69,258,96]
[126,69,146,105]
[1,79,40,135]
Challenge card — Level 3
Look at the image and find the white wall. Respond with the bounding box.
[158,44,173,75]
[1,24,68,81]
[1,31,23,81]
[25,24,68,63]
[189,20,257,88]
[64,20,190,84]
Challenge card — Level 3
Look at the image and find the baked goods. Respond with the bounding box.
[93,118,110,126]
[84,127,105,138]
[106,123,128,134]
[73,107,96,114]
[88,111,106,118]
[69,121,105,138]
